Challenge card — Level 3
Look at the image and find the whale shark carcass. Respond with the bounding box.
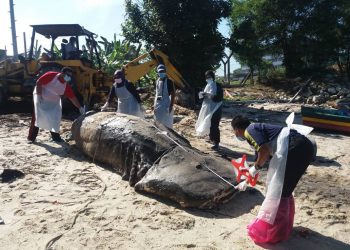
[71,112,238,208]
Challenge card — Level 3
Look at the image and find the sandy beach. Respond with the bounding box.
[0,100,349,250]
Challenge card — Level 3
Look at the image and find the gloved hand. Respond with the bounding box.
[198,91,204,99]
[101,102,108,111]
[79,106,85,115]
[203,92,212,99]
[237,180,248,191]
[249,165,260,178]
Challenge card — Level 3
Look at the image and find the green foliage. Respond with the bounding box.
[53,44,61,59]
[229,0,264,73]
[229,0,350,78]
[138,67,157,88]
[32,40,42,60]
[97,34,139,75]
[265,66,286,79]
[122,0,231,89]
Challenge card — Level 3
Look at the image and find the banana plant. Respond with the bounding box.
[33,40,42,59]
[96,35,157,88]
[97,34,139,75]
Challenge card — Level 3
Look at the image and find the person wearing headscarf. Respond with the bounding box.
[154,64,175,128]
[101,70,144,118]
[195,70,223,150]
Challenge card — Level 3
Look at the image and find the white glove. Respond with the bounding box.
[249,165,259,178]
[237,180,248,191]
[79,106,85,115]
[198,91,204,99]
[101,102,108,111]
[203,92,212,99]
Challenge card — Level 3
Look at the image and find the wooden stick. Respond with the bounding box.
[288,78,312,103]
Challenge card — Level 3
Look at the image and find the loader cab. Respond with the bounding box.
[28,24,101,68]
[24,24,113,109]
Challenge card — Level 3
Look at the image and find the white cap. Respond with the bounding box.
[157,64,166,72]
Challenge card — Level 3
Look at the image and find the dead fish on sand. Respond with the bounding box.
[72,112,238,208]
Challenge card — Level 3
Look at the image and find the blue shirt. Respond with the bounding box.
[244,123,283,151]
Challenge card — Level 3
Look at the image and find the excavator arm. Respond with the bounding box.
[123,48,191,91]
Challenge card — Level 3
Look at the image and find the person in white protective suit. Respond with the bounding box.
[195,70,223,150]
[153,64,175,128]
[231,115,314,244]
[27,67,85,143]
[101,70,144,118]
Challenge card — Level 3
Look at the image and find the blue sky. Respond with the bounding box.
[0,0,239,74]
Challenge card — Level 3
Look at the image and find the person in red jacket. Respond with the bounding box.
[27,67,84,143]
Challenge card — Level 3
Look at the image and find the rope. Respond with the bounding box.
[153,124,238,189]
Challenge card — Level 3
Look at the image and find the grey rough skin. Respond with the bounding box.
[72,112,238,208]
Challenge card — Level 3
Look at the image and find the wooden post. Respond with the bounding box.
[227,51,233,83]
[9,0,18,59]
[221,58,227,82]
[222,50,233,84]
[23,32,27,58]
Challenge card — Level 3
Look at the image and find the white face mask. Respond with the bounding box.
[158,73,166,79]
[206,78,214,84]
[115,78,122,84]
[63,75,71,82]
[234,135,246,142]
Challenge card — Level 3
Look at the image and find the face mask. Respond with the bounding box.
[234,135,246,142]
[115,78,123,84]
[158,73,166,79]
[206,78,214,84]
[63,75,71,82]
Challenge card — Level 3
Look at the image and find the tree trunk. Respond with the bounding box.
[175,89,195,109]
[221,59,227,83]
[282,38,300,78]
[346,47,350,80]
[337,57,344,75]
[249,67,254,85]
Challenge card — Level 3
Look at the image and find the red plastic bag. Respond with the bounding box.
[247,196,295,244]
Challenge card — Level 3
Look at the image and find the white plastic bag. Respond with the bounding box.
[195,81,222,136]
[257,112,313,224]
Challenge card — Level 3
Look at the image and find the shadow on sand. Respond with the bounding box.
[257,226,350,250]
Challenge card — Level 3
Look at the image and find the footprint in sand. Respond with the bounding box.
[14,209,25,216]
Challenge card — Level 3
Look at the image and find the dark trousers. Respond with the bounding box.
[27,103,61,142]
[281,133,314,197]
[209,106,222,145]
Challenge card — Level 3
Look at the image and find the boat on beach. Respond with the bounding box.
[301,106,350,134]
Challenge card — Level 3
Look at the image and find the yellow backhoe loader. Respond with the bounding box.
[123,48,193,107]
[0,24,113,108]
[123,48,191,90]
[0,24,191,108]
